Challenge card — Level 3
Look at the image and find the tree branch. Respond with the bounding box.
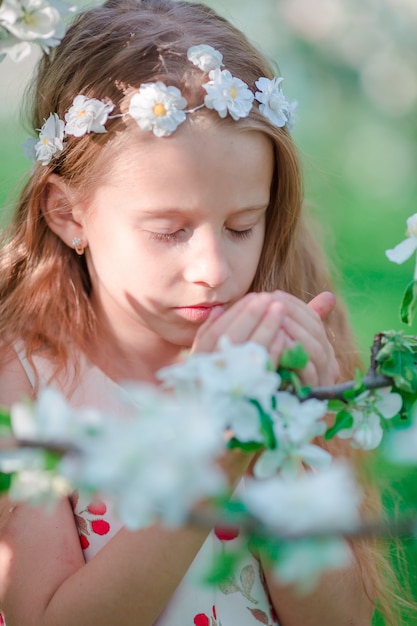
[307,374,392,401]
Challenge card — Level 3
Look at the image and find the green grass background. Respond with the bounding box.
[1,0,417,622]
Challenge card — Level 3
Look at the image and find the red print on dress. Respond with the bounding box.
[194,605,218,626]
[70,493,111,550]
[214,524,240,542]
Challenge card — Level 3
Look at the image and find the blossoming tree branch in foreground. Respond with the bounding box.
[2,12,417,592]
[0,317,416,590]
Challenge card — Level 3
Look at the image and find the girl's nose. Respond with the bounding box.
[183,229,231,288]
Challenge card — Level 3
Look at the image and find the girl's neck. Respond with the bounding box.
[84,291,189,384]
[85,326,185,386]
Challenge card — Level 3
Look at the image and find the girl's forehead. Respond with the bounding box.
[107,121,273,180]
[86,122,274,214]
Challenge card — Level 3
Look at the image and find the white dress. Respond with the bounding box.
[10,346,280,626]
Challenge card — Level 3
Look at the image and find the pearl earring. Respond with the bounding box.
[71,237,85,255]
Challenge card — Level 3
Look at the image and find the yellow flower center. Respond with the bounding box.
[230,86,238,99]
[42,137,49,145]
[153,103,167,117]
[23,12,37,27]
[77,110,87,117]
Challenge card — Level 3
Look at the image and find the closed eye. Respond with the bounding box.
[148,230,185,243]
[227,228,253,240]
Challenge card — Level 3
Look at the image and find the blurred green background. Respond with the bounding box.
[1,0,417,622]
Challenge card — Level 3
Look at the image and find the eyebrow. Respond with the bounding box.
[139,205,269,217]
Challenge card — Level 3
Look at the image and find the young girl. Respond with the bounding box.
[0,0,391,624]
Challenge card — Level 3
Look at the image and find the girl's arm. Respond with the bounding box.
[0,495,210,626]
[0,437,251,626]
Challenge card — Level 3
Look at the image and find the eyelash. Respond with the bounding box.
[228,228,253,240]
[149,228,254,243]
[149,231,183,242]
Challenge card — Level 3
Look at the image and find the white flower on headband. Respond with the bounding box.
[203,68,254,121]
[255,77,297,129]
[33,112,65,165]
[128,82,188,137]
[187,44,223,72]
[64,95,115,137]
[21,42,299,164]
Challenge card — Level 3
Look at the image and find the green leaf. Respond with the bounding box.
[324,409,354,440]
[227,438,264,453]
[0,472,12,493]
[204,550,241,585]
[400,279,417,325]
[0,406,12,437]
[248,399,277,449]
[277,369,310,399]
[43,451,62,471]
[378,347,417,394]
[327,399,347,412]
[339,369,366,402]
[353,369,366,393]
[278,342,310,370]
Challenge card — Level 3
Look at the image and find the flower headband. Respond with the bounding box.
[24,44,297,166]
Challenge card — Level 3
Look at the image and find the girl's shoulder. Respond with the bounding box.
[0,344,34,409]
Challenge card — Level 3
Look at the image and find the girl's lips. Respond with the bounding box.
[173,304,224,322]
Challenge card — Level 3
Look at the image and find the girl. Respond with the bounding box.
[0,0,390,624]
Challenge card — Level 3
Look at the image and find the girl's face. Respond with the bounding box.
[76,122,274,348]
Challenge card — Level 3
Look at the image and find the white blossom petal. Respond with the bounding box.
[187,44,223,72]
[10,401,37,439]
[4,0,63,42]
[351,413,383,450]
[228,401,264,443]
[245,462,363,534]
[374,389,402,419]
[406,213,417,236]
[0,0,21,24]
[297,443,332,469]
[386,421,417,464]
[273,538,353,592]
[386,236,417,265]
[158,335,280,413]
[0,32,31,62]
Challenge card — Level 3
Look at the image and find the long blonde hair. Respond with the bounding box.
[0,0,404,621]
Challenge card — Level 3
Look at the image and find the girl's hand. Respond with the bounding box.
[192,291,339,388]
[191,292,287,365]
[273,290,340,387]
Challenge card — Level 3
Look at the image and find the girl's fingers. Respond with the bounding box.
[282,316,339,386]
[193,293,282,354]
[307,291,336,321]
[282,335,319,387]
[272,291,339,386]
[249,301,285,354]
[269,329,287,369]
[192,293,255,352]
[193,290,340,386]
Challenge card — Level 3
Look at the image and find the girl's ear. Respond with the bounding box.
[41,173,87,249]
